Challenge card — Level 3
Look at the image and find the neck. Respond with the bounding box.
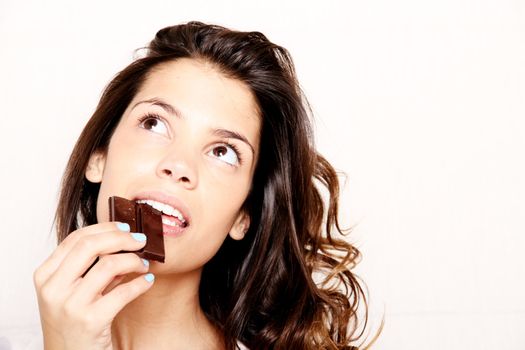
[111,270,224,350]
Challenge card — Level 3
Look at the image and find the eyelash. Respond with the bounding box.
[137,113,243,166]
[221,141,243,166]
[137,112,167,131]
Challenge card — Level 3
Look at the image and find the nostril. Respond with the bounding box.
[159,165,195,187]
[162,169,191,183]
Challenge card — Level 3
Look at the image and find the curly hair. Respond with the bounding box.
[55,21,371,349]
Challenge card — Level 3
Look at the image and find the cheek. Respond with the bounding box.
[95,140,158,223]
[206,158,253,194]
[195,174,251,238]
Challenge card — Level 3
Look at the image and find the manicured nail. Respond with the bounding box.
[144,273,155,282]
[117,222,130,232]
[131,233,147,242]
[142,259,149,267]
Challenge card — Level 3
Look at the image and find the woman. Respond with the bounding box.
[34,21,369,349]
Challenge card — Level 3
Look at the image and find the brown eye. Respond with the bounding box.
[209,144,240,166]
[213,146,228,157]
[139,115,169,136]
[143,118,158,130]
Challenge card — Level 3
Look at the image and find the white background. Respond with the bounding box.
[1,0,524,349]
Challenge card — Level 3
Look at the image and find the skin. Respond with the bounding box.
[34,58,261,349]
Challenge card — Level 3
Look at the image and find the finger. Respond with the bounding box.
[93,273,155,320]
[34,222,131,287]
[45,230,147,290]
[101,275,125,296]
[72,253,149,304]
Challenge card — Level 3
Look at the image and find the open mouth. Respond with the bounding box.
[136,199,189,235]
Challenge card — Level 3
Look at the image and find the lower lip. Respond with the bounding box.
[161,214,188,237]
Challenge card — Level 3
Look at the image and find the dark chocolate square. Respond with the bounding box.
[108,196,165,263]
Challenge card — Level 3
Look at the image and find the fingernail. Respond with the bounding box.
[131,233,147,242]
[117,222,131,232]
[142,259,149,267]
[144,273,155,282]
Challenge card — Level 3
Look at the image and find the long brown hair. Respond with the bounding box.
[56,21,372,349]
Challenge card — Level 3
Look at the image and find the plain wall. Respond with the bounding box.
[1,0,524,349]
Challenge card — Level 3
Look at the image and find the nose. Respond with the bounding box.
[156,151,198,190]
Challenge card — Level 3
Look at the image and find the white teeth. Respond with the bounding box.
[136,199,186,223]
[162,217,180,227]
[163,205,175,217]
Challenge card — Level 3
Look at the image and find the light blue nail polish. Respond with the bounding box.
[144,273,155,282]
[131,233,147,242]
[117,222,131,232]
[142,259,149,267]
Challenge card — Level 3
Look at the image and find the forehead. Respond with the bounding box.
[134,59,261,131]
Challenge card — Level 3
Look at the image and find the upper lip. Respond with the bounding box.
[132,190,192,225]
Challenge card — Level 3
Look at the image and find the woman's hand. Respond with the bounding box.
[33,222,154,350]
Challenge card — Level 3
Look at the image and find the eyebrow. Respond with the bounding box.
[131,98,256,156]
[132,98,181,118]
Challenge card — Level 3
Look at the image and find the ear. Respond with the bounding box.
[85,151,106,183]
[229,210,250,240]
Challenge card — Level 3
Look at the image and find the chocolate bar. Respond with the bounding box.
[109,196,165,263]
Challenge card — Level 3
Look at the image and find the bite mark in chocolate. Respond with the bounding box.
[109,196,165,263]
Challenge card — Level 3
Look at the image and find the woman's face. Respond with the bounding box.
[85,58,261,274]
